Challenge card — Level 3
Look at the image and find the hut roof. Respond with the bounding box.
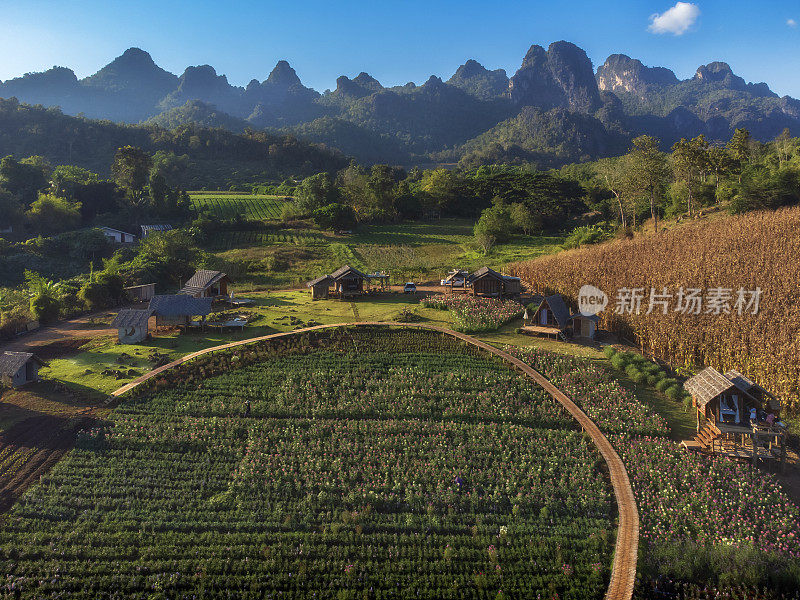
[149,295,213,318]
[569,312,600,323]
[725,369,780,411]
[532,294,571,329]
[0,352,45,376]
[179,270,229,295]
[140,224,172,235]
[330,265,367,280]
[111,308,153,328]
[684,367,737,408]
[467,266,505,283]
[307,275,333,287]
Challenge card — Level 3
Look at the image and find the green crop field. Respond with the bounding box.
[190,194,289,220]
[3,329,615,599]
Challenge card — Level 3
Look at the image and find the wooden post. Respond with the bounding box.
[751,432,758,468]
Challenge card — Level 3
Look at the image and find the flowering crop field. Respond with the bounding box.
[422,295,524,333]
[0,340,615,599]
[508,346,800,599]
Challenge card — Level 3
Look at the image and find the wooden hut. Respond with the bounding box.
[523,294,570,339]
[307,275,333,300]
[124,283,156,302]
[569,313,598,341]
[330,265,367,298]
[111,309,153,343]
[0,352,45,387]
[466,267,520,298]
[683,367,785,469]
[179,270,231,299]
[149,295,213,328]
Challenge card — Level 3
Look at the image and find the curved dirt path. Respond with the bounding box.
[112,322,639,600]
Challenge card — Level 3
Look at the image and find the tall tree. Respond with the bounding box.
[596,156,632,228]
[628,135,671,231]
[726,128,752,183]
[672,135,710,218]
[111,146,153,204]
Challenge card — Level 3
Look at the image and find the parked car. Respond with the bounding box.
[403,282,417,294]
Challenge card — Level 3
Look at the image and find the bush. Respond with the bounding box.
[312,203,357,231]
[603,346,617,358]
[664,385,682,400]
[626,365,646,383]
[655,378,677,392]
[30,294,60,324]
[610,353,629,370]
[683,396,694,412]
[646,374,660,386]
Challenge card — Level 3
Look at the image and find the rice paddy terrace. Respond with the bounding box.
[0,327,620,599]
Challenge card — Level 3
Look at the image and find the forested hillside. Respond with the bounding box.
[0,98,346,185]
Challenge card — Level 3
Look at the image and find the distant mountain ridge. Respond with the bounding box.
[2,42,799,166]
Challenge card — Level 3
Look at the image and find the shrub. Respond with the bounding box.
[646,374,660,386]
[30,294,60,324]
[610,353,628,370]
[603,346,617,359]
[626,365,645,383]
[664,385,682,400]
[655,378,676,392]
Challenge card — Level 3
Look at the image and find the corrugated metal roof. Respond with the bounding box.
[330,265,367,280]
[0,352,45,376]
[307,275,333,287]
[149,295,213,317]
[178,270,229,295]
[111,309,153,328]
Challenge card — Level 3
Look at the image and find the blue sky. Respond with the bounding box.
[2,0,799,97]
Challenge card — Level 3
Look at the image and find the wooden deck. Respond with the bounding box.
[521,325,563,338]
[112,322,639,600]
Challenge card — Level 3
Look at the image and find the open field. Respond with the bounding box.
[189,193,290,220]
[212,219,563,289]
[2,331,616,599]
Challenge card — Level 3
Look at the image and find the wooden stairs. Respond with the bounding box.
[681,423,721,452]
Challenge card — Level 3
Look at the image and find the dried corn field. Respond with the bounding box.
[510,208,800,410]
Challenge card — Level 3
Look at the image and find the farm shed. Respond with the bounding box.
[149,295,213,328]
[569,313,598,341]
[140,224,173,237]
[467,267,521,298]
[307,275,333,300]
[523,294,571,339]
[684,367,785,469]
[124,283,156,302]
[0,352,45,387]
[179,270,231,299]
[330,265,368,298]
[98,226,136,244]
[111,309,153,343]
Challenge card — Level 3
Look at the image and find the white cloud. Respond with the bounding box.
[648,2,701,36]
[788,18,797,28]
